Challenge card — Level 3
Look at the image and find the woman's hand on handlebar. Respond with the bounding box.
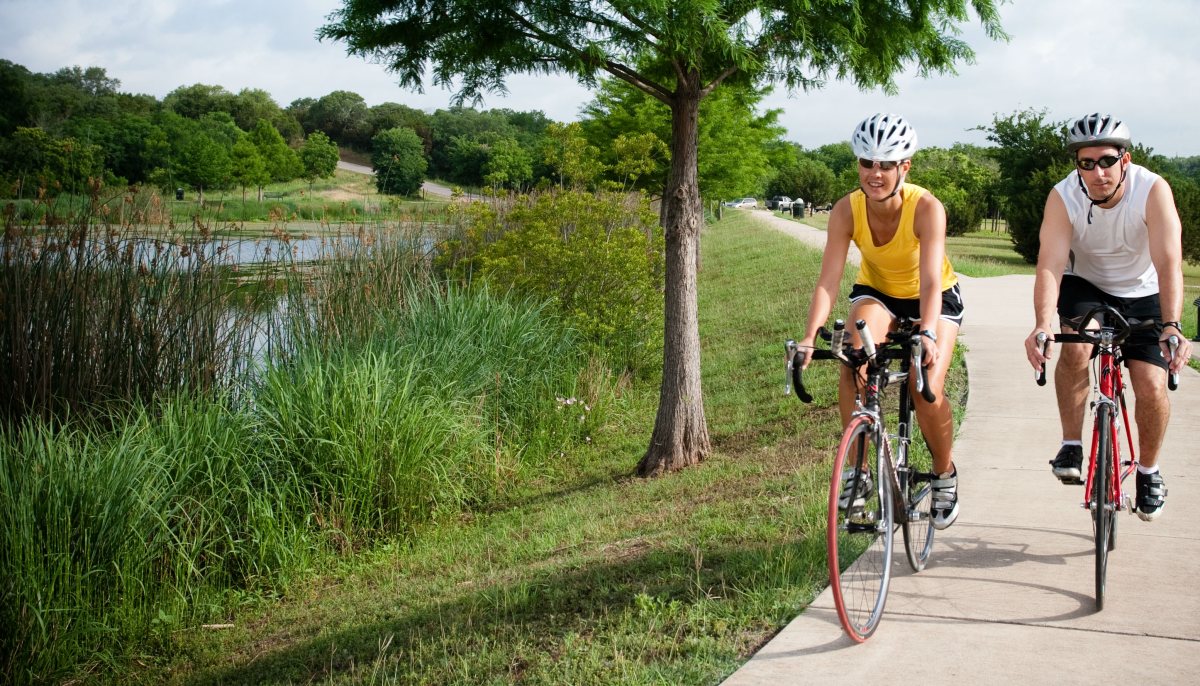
[919,332,940,368]
[797,337,816,370]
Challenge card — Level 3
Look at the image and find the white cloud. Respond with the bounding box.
[1,0,1197,153]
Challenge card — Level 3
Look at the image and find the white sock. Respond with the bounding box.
[1137,464,1160,475]
[1061,440,1083,447]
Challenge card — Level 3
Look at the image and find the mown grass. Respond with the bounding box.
[119,212,966,686]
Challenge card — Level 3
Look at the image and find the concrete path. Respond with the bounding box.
[336,161,471,200]
[725,215,1200,683]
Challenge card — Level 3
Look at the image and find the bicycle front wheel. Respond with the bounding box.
[1093,404,1113,611]
[827,415,894,642]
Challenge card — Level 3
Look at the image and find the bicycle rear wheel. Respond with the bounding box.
[827,415,894,642]
[1093,404,1113,611]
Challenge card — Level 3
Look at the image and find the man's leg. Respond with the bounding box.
[1055,334,1091,442]
[1127,359,1169,469]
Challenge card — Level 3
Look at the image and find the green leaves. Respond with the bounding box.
[370,126,427,195]
[321,0,1007,107]
[298,131,340,183]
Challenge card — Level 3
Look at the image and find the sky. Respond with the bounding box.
[2,0,1199,155]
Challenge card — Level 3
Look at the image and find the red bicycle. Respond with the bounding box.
[1035,305,1179,610]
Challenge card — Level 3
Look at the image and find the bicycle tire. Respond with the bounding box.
[827,415,894,642]
[1093,404,1113,611]
[902,471,934,572]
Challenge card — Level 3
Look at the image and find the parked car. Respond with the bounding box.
[726,197,758,209]
[766,196,793,211]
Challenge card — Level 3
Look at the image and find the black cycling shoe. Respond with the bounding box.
[1050,445,1084,485]
[838,468,876,511]
[1135,470,1168,521]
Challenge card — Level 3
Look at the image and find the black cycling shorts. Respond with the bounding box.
[1057,273,1167,370]
[848,283,965,328]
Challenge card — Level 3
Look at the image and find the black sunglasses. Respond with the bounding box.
[1075,155,1122,171]
[859,158,901,171]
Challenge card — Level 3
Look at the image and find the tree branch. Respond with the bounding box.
[700,64,740,98]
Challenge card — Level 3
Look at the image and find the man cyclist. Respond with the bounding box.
[798,113,963,530]
[1024,113,1190,521]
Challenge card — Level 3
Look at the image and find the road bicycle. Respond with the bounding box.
[785,317,938,641]
[1035,305,1179,610]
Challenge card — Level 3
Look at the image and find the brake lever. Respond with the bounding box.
[1168,335,1180,391]
[784,340,798,396]
[1035,332,1049,386]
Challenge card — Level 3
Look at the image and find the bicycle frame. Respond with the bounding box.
[1082,335,1138,516]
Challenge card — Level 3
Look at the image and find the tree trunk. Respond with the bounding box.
[636,71,711,478]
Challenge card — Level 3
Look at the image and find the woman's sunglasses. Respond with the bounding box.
[859,158,900,170]
[1075,155,1122,171]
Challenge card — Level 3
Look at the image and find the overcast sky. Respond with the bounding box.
[2,0,1198,155]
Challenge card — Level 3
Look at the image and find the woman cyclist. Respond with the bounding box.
[796,113,963,530]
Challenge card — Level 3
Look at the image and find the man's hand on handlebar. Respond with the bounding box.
[1160,330,1193,375]
[1025,327,1053,371]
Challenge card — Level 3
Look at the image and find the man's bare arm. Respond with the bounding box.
[1145,178,1192,371]
[1025,189,1074,369]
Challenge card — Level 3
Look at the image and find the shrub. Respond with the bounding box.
[371,126,427,195]
[441,191,664,371]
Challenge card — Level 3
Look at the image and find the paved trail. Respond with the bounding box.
[336,161,476,199]
[724,210,1200,684]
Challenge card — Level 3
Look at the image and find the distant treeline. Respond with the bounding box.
[3,60,1198,254]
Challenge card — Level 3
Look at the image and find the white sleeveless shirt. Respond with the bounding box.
[1053,163,1162,298]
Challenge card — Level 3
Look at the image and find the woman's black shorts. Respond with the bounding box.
[1057,273,1167,370]
[848,283,965,327]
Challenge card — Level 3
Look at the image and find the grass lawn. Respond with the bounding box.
[127,212,965,685]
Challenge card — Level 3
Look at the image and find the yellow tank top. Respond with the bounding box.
[851,183,958,300]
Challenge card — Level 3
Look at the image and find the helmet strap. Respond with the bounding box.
[1077,161,1128,224]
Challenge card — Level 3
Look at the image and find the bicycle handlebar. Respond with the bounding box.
[1034,306,1179,391]
[786,319,936,405]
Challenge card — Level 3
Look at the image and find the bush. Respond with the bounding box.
[768,158,836,206]
[983,110,1073,262]
[440,191,664,371]
[371,126,427,195]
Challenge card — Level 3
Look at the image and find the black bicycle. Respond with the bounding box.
[785,317,937,641]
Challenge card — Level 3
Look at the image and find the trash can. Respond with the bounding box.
[175,188,184,201]
[792,202,802,218]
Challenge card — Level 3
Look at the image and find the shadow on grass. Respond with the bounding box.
[184,536,829,685]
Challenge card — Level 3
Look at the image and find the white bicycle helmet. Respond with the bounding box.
[850,113,919,162]
[1067,113,1131,153]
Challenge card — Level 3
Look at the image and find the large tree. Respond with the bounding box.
[321,0,1006,477]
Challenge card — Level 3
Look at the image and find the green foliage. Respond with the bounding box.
[543,121,605,190]
[371,126,427,195]
[908,146,1000,236]
[175,133,230,195]
[483,137,533,190]
[768,157,836,206]
[444,191,665,370]
[229,88,282,131]
[307,90,372,148]
[580,79,783,199]
[982,109,1074,263]
[3,126,104,195]
[248,118,302,182]
[804,142,857,176]
[229,137,269,196]
[164,83,235,119]
[298,130,340,186]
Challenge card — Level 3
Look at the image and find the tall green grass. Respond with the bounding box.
[0,182,610,683]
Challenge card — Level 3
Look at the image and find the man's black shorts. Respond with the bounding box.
[848,283,965,327]
[1057,273,1167,370]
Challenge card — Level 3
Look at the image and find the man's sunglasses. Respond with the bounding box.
[1075,155,1122,171]
[859,158,901,170]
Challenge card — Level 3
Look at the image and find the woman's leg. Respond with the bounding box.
[910,317,959,475]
